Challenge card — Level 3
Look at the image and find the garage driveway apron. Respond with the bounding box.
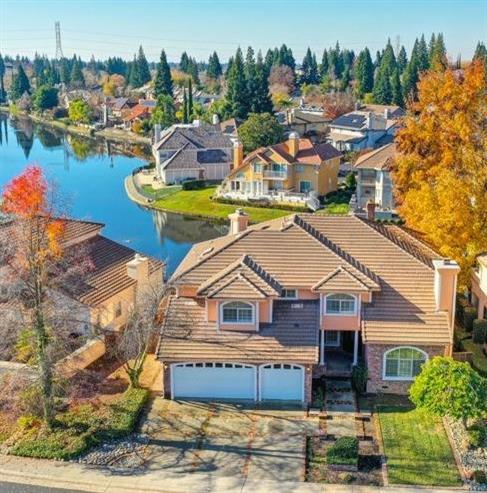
[140,399,319,481]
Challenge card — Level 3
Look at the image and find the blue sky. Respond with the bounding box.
[1,0,486,62]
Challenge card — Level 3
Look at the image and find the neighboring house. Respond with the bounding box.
[288,108,330,136]
[470,253,487,320]
[217,133,342,208]
[152,122,233,184]
[0,217,164,337]
[122,103,154,131]
[327,104,403,152]
[220,117,241,141]
[106,97,131,119]
[157,209,459,404]
[354,143,397,214]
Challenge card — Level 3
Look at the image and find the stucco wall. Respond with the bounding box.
[366,343,447,394]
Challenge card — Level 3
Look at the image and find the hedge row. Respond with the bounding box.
[214,196,309,213]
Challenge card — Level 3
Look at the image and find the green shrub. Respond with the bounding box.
[473,469,487,484]
[472,319,487,344]
[456,295,470,320]
[463,307,477,332]
[182,179,207,190]
[351,361,368,395]
[326,436,359,466]
[468,423,486,449]
[16,415,41,430]
[214,196,308,213]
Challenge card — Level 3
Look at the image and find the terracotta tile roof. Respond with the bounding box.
[312,266,371,293]
[66,235,163,306]
[158,297,319,363]
[123,104,152,122]
[170,213,450,346]
[354,144,396,171]
[197,254,282,299]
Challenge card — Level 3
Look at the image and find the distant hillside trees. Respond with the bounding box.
[10,64,30,101]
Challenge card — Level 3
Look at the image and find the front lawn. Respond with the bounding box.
[142,184,182,200]
[377,396,461,486]
[6,388,148,460]
[153,186,290,223]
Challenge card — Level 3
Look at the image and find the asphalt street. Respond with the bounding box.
[0,483,90,493]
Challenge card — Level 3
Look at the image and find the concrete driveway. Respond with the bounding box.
[140,399,319,482]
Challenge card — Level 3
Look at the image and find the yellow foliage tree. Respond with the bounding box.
[392,61,487,287]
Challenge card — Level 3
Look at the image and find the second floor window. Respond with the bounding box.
[221,301,254,323]
[325,294,356,315]
[253,163,262,173]
[281,289,297,299]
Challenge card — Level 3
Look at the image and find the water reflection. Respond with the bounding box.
[0,114,225,275]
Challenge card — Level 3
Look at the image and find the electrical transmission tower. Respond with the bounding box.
[394,35,401,55]
[55,21,64,59]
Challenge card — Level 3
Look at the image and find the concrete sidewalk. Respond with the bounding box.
[0,455,465,493]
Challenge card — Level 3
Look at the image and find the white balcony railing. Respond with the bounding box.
[263,170,287,179]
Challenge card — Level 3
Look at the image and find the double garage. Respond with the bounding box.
[170,362,305,402]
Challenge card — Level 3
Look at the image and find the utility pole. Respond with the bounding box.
[394,35,401,56]
[55,21,64,59]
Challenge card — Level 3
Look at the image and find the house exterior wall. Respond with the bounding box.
[317,156,340,196]
[365,343,448,394]
[207,299,272,330]
[161,168,202,185]
[471,265,487,319]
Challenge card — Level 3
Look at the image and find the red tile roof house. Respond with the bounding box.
[157,209,459,405]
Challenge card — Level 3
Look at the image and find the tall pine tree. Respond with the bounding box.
[301,47,319,85]
[179,52,190,72]
[154,49,173,97]
[252,50,273,113]
[397,46,408,73]
[355,47,374,96]
[391,69,404,107]
[10,64,30,100]
[207,51,222,79]
[225,47,249,119]
[70,56,85,88]
[136,46,151,85]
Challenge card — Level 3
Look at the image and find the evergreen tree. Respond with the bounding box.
[372,67,392,104]
[340,67,351,91]
[225,56,234,78]
[10,64,30,100]
[301,47,319,85]
[207,51,222,79]
[187,78,193,121]
[151,94,175,128]
[182,88,188,123]
[136,46,151,85]
[402,55,419,101]
[380,39,397,76]
[59,57,71,85]
[187,58,200,85]
[225,47,249,119]
[430,33,447,70]
[374,50,382,70]
[264,49,274,73]
[87,55,97,73]
[319,49,329,81]
[277,44,295,71]
[391,69,404,107]
[355,47,374,96]
[70,56,85,88]
[0,54,5,103]
[245,47,259,112]
[428,33,437,63]
[417,34,430,71]
[332,42,344,79]
[473,41,487,66]
[128,55,142,87]
[154,49,173,98]
[179,52,190,72]
[397,46,408,73]
[253,50,273,113]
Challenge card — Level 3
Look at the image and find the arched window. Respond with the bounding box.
[221,301,254,323]
[383,347,428,380]
[325,294,356,315]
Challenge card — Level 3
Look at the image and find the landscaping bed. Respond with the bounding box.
[455,324,487,377]
[306,435,382,485]
[2,388,149,460]
[376,394,461,486]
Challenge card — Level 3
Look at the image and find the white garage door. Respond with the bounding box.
[260,364,304,401]
[172,362,256,400]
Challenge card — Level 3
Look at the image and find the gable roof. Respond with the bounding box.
[354,143,397,171]
[154,125,232,151]
[123,104,152,122]
[312,265,372,293]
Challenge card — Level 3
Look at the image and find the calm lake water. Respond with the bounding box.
[0,115,226,276]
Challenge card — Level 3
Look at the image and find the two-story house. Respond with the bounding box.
[157,209,459,404]
[217,133,342,209]
[327,105,404,152]
[354,143,396,214]
[470,253,487,320]
[152,122,233,184]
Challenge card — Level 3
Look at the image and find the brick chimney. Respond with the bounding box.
[288,132,300,158]
[228,209,249,235]
[127,253,149,283]
[432,259,460,330]
[366,201,376,221]
[233,140,243,169]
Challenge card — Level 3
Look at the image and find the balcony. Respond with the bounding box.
[263,170,287,180]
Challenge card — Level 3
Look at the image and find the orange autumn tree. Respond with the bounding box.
[1,166,66,427]
[392,61,487,287]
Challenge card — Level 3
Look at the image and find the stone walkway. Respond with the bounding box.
[325,379,357,439]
